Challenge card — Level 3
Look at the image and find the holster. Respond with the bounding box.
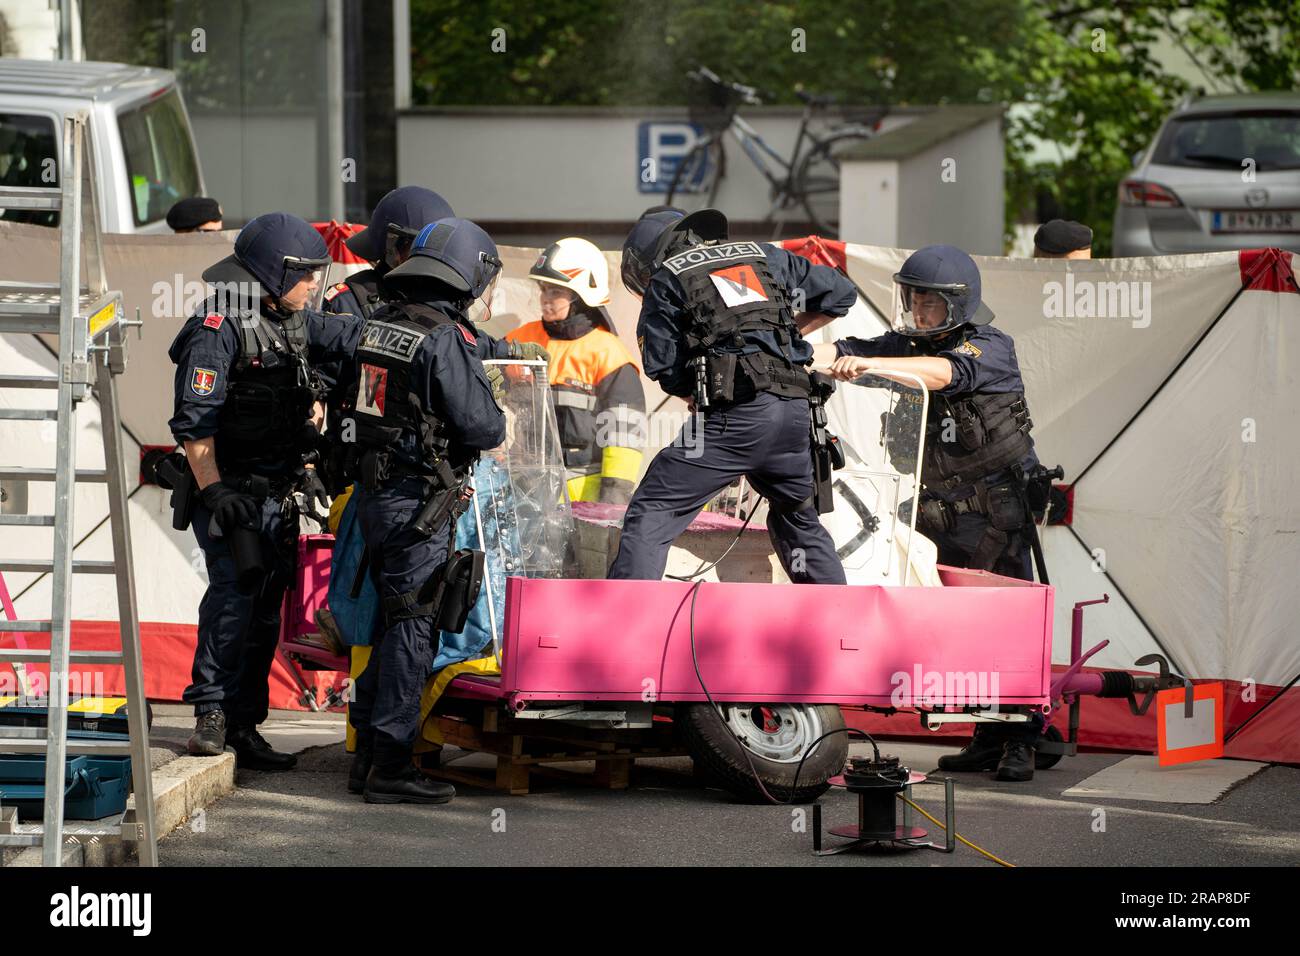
[382,548,485,633]
[412,458,469,537]
[807,372,841,514]
[158,454,197,532]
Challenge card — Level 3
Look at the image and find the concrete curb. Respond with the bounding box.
[3,750,236,867]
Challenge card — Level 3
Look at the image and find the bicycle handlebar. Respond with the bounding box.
[688,65,765,105]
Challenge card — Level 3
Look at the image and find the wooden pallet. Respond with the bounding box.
[421,705,688,795]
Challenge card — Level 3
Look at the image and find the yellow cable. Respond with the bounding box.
[897,793,1016,868]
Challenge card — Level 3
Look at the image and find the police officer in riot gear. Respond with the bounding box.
[827,243,1045,781]
[323,185,456,321]
[320,187,545,493]
[607,207,855,584]
[344,217,507,805]
[168,212,363,769]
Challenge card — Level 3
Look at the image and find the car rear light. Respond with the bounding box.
[1119,180,1183,207]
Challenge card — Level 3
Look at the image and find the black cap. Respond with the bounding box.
[166,196,222,231]
[1034,219,1093,254]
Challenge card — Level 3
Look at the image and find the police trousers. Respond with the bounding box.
[608,392,846,585]
[184,497,296,728]
[349,476,451,771]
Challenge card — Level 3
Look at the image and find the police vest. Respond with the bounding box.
[350,302,458,474]
[923,390,1033,490]
[323,268,383,319]
[216,309,320,469]
[663,240,812,399]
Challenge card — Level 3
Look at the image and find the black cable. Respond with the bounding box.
[789,726,878,804]
[665,495,761,582]
[687,578,878,805]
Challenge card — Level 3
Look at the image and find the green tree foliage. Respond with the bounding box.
[412,0,1299,253]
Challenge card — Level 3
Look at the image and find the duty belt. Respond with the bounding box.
[948,492,985,516]
[227,473,298,501]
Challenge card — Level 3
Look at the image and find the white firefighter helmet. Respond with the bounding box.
[530,237,611,308]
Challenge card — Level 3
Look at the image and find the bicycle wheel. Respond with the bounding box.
[791,128,876,238]
[665,137,725,211]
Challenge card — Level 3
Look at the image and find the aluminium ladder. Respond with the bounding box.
[0,110,155,866]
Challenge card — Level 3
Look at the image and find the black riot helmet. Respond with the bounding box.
[890,244,995,338]
[202,212,331,307]
[345,186,455,272]
[385,217,503,313]
[619,207,728,296]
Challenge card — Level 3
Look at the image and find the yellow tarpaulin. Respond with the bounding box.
[416,656,501,749]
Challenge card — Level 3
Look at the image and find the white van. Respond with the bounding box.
[0,58,205,234]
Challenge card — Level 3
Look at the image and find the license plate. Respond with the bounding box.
[1211,210,1299,233]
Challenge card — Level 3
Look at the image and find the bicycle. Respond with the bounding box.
[664,66,886,238]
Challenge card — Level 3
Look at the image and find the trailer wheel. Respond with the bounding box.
[680,702,848,803]
[1035,724,1064,770]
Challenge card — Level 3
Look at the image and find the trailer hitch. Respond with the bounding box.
[1128,654,1194,718]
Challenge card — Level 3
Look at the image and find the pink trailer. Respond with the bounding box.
[488,570,1052,709]
[425,567,1084,801]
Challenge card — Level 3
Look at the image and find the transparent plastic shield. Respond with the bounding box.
[455,359,574,662]
[821,371,930,585]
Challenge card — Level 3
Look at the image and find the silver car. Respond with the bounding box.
[0,58,205,234]
[1112,92,1300,257]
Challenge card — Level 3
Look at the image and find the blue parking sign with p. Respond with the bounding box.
[638,121,710,194]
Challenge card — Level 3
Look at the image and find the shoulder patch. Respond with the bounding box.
[203,312,224,330]
[954,341,983,358]
[190,367,217,396]
[457,323,477,347]
[323,282,349,302]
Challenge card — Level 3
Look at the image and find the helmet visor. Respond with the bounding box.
[467,269,502,326]
[282,255,332,311]
[892,281,963,337]
[620,246,652,296]
[384,224,420,269]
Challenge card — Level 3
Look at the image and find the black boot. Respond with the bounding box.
[347,738,374,795]
[187,711,227,757]
[936,730,1003,772]
[363,764,456,805]
[995,739,1036,782]
[226,725,298,772]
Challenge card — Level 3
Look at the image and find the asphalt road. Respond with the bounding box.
[160,729,1299,868]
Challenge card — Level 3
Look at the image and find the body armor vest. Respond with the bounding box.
[350,302,458,476]
[216,309,320,470]
[923,389,1033,489]
[664,240,812,400]
[343,270,383,319]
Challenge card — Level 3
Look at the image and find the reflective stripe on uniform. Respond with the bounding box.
[566,472,604,503]
[601,445,643,484]
[553,388,598,411]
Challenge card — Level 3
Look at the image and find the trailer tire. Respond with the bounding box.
[1035,724,1064,770]
[680,702,848,803]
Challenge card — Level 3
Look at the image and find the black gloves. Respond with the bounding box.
[200,481,259,533]
[299,468,330,512]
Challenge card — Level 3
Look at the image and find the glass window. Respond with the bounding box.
[0,112,59,227]
[1153,111,1300,172]
[118,89,201,227]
